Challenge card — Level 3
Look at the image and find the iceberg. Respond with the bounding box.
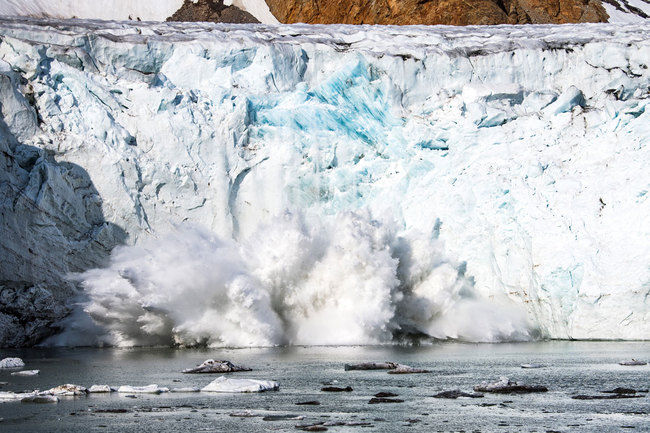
[202,376,279,392]
[0,358,25,368]
[0,18,649,347]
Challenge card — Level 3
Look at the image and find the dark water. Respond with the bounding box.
[0,342,649,432]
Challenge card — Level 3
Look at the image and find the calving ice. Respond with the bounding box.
[0,18,648,347]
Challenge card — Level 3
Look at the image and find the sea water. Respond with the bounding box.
[0,342,648,432]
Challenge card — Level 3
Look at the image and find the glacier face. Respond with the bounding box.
[0,18,649,346]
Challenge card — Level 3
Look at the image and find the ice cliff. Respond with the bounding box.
[0,18,648,346]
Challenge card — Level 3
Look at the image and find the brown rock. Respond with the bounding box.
[265,0,608,26]
[167,0,259,23]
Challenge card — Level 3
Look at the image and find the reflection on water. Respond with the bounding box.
[0,342,649,432]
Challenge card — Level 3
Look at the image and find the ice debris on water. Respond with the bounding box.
[387,365,430,374]
[88,385,115,393]
[117,385,169,394]
[182,359,251,374]
[433,390,484,399]
[521,363,545,369]
[20,394,59,404]
[0,358,25,368]
[170,387,201,392]
[618,359,647,366]
[46,384,87,396]
[474,377,548,393]
[10,370,39,377]
[344,362,399,371]
[201,376,279,393]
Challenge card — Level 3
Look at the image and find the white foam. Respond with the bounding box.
[78,213,532,347]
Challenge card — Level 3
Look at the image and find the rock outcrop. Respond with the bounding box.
[265,0,608,25]
[167,0,259,23]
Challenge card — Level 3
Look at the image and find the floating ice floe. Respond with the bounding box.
[0,358,25,368]
[88,385,116,393]
[117,385,169,394]
[182,359,252,374]
[474,377,548,393]
[0,391,35,401]
[201,376,279,393]
[344,362,399,371]
[10,370,39,377]
[368,397,404,404]
[170,387,201,392]
[21,394,59,404]
[387,365,431,374]
[433,390,484,399]
[618,359,647,366]
[521,364,545,369]
[46,384,87,396]
[229,410,261,417]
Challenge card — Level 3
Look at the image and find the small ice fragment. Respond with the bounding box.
[88,385,115,393]
[474,377,547,393]
[368,397,404,404]
[229,410,260,417]
[202,376,279,393]
[387,365,430,374]
[0,358,25,368]
[170,387,200,392]
[262,414,304,421]
[521,363,545,369]
[21,394,58,404]
[321,386,353,392]
[344,362,398,371]
[618,359,647,366]
[0,391,35,400]
[433,389,484,399]
[11,370,39,377]
[117,385,169,394]
[182,359,252,374]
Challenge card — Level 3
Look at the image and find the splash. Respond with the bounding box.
[73,211,533,347]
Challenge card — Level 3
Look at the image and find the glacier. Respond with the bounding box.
[0,17,649,346]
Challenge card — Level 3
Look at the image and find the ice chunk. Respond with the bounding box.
[0,391,35,401]
[201,376,279,393]
[20,394,58,404]
[618,359,647,366]
[182,359,252,374]
[344,362,399,371]
[520,364,545,369]
[46,384,87,396]
[117,385,169,394]
[0,358,25,368]
[170,387,201,392]
[88,385,115,393]
[543,86,585,115]
[10,370,39,377]
[474,377,548,393]
[387,365,431,374]
[433,390,484,399]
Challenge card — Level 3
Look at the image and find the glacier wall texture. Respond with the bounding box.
[0,18,648,346]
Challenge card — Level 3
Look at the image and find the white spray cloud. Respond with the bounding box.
[74,211,533,347]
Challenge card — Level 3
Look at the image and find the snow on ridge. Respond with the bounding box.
[602,0,650,23]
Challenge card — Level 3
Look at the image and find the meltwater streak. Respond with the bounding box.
[71,211,532,347]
